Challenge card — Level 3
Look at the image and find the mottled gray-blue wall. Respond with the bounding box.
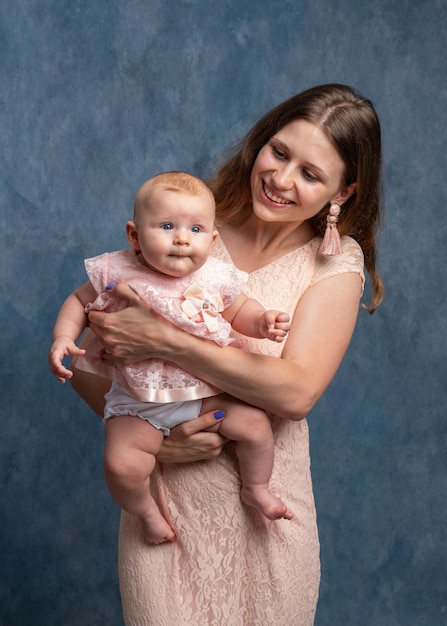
[1,1,446,624]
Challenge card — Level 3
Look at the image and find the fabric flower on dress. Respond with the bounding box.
[181,283,224,333]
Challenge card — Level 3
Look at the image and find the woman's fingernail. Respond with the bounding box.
[214,410,225,419]
[105,283,115,291]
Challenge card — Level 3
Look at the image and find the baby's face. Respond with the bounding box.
[134,187,218,277]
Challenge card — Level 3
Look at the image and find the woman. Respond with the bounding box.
[72,84,383,625]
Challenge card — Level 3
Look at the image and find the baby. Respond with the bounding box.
[49,171,293,544]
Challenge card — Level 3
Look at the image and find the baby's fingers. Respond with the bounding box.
[70,346,86,357]
[57,371,73,384]
[268,327,289,342]
[51,362,73,383]
[275,312,290,323]
[276,320,291,332]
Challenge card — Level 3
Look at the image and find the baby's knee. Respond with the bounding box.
[242,406,272,434]
[104,448,149,487]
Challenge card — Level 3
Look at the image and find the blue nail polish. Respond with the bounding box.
[214,410,225,419]
[105,283,115,291]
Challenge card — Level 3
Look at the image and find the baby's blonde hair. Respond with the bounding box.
[134,171,215,221]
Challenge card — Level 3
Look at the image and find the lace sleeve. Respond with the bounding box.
[310,236,365,294]
[84,252,110,294]
[212,258,248,308]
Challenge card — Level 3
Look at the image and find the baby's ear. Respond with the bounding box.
[126,221,140,250]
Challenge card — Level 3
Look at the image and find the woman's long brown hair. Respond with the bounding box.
[208,84,384,313]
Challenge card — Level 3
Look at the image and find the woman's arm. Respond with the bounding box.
[70,331,229,463]
[88,273,362,421]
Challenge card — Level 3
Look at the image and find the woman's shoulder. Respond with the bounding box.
[335,235,364,263]
[310,236,365,289]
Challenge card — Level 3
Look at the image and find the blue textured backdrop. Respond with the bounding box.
[1,1,446,624]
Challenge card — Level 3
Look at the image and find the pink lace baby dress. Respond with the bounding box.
[75,249,248,402]
[118,235,365,626]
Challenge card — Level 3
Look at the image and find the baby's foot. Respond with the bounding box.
[241,485,294,521]
[140,508,176,545]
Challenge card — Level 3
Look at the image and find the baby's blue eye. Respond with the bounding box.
[162,223,173,230]
[191,226,201,233]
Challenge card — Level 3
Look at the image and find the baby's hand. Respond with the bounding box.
[260,310,291,342]
[48,336,86,383]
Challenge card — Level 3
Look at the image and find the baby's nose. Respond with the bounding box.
[174,230,190,244]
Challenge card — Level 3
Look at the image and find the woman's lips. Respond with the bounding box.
[262,180,294,205]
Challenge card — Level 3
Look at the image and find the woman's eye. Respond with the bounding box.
[162,223,173,230]
[272,146,286,159]
[191,226,201,233]
[302,169,319,182]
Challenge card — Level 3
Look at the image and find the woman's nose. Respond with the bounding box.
[272,164,294,189]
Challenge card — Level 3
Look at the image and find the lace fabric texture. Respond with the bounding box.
[118,235,364,625]
[76,250,248,402]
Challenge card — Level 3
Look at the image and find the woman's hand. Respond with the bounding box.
[87,283,178,362]
[157,411,229,463]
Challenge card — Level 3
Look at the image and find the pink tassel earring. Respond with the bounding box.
[319,203,342,256]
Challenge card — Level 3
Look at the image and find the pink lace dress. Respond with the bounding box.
[76,249,247,402]
[118,235,364,626]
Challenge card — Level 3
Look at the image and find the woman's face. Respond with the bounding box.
[250,119,355,225]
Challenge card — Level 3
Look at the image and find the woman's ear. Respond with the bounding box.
[126,221,140,251]
[333,182,357,207]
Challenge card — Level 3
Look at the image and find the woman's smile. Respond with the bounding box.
[250,119,350,224]
[262,180,295,206]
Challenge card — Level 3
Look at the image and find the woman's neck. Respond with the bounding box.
[219,215,315,273]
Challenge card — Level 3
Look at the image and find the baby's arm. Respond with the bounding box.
[222,294,290,343]
[48,281,97,383]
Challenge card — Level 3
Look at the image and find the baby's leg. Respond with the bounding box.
[201,395,293,520]
[104,415,176,544]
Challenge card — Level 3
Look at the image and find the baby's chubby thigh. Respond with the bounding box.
[201,393,272,442]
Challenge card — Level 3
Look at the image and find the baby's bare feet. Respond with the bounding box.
[241,485,294,521]
[140,508,176,545]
